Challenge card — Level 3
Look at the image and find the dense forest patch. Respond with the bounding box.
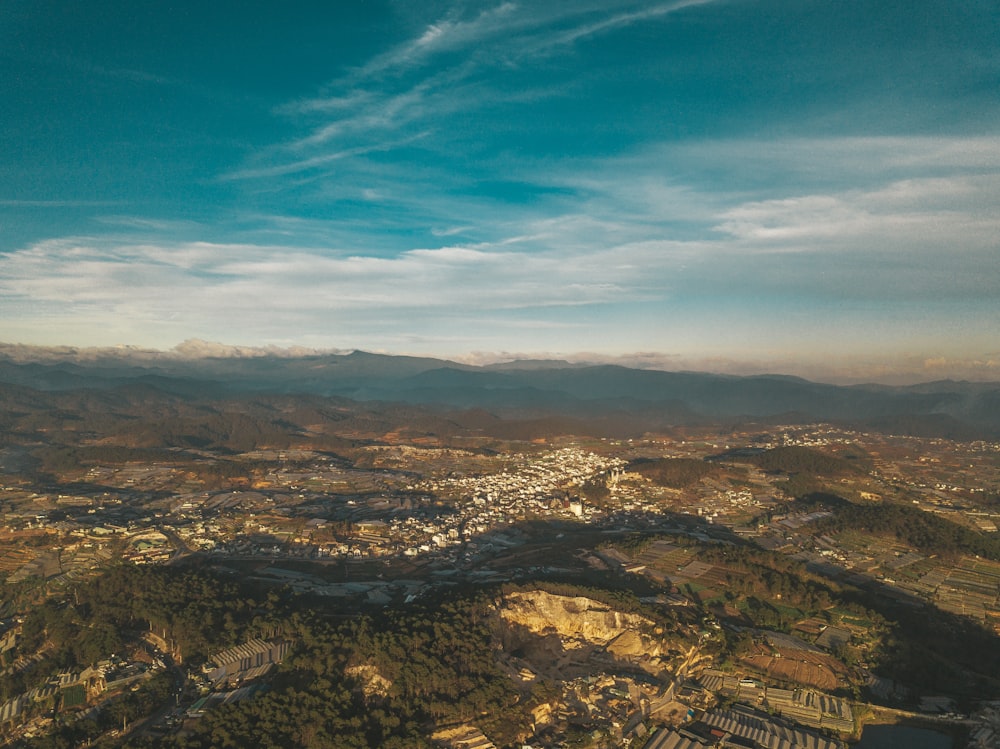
[628,457,714,488]
[815,500,1000,562]
[744,446,870,476]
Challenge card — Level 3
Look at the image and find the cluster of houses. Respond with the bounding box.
[0,656,153,736]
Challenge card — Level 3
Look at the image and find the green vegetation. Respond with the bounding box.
[59,684,86,709]
[816,500,1000,561]
[745,446,870,476]
[776,474,829,500]
[628,457,713,488]
[621,531,1000,702]
[13,673,175,749]
[696,544,839,626]
[577,476,610,503]
[130,589,533,749]
[33,444,257,488]
[5,522,1000,748]
[7,566,695,749]
[3,566,271,695]
[709,445,870,501]
[3,371,1000,745]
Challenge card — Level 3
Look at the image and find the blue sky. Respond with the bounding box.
[1,0,998,382]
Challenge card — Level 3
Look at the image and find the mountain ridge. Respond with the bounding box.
[1,345,998,440]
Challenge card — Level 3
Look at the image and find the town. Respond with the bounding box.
[2,420,1000,748]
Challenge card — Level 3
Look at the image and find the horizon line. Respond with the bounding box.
[1,338,998,388]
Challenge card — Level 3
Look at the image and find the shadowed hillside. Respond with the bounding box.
[1,346,999,440]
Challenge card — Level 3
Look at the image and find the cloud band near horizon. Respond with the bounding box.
[1,1,997,383]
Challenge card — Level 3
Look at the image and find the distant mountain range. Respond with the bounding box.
[1,344,998,440]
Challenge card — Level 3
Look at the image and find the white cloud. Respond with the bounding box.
[221,135,431,181]
[170,339,347,359]
[5,128,999,373]
[666,136,1000,188]
[0,236,661,325]
[714,174,1000,255]
[246,1,723,183]
[546,0,719,49]
[16,131,999,328]
[348,2,520,81]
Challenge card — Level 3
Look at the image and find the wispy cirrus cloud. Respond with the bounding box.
[93,215,204,232]
[233,1,721,183]
[6,130,999,355]
[220,133,432,181]
[344,2,521,81]
[321,0,714,85]
[7,16,999,364]
[545,0,718,48]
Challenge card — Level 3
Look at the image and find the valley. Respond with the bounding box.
[0,354,999,747]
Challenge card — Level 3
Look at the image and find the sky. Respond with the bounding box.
[1,0,998,383]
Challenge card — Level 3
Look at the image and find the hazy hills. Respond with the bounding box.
[1,344,999,440]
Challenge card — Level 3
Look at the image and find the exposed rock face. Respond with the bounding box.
[431,724,497,749]
[345,663,392,700]
[495,590,670,678]
[499,591,652,647]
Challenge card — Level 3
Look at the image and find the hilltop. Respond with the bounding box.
[1,343,999,440]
